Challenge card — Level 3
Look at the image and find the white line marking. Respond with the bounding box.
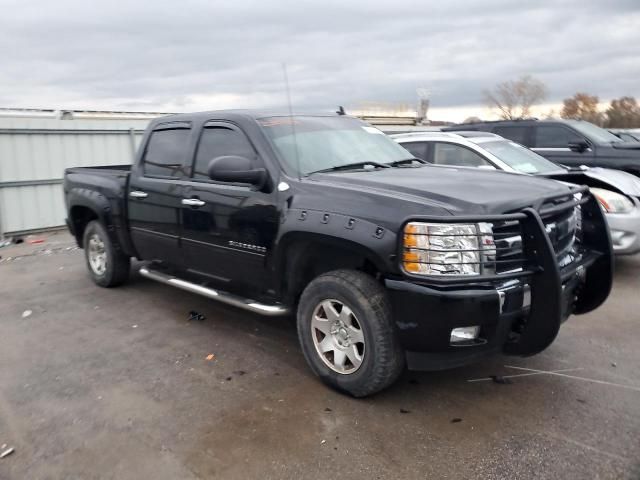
[467,368,583,383]
[546,432,629,463]
[504,365,640,392]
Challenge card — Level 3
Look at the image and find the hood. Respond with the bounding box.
[611,141,640,150]
[544,167,640,197]
[309,165,571,215]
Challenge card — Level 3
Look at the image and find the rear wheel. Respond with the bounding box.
[83,220,130,287]
[297,269,404,397]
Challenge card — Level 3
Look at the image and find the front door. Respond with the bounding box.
[180,121,278,294]
[128,122,191,265]
[531,124,595,168]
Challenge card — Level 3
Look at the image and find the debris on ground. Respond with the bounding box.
[225,376,232,381]
[611,362,617,368]
[399,408,411,414]
[0,239,12,248]
[576,398,586,404]
[131,324,138,329]
[27,237,45,245]
[21,310,32,319]
[233,370,246,376]
[490,375,512,384]
[205,354,216,361]
[188,310,206,322]
[0,446,14,459]
[320,440,326,445]
[324,407,332,412]
[451,418,462,423]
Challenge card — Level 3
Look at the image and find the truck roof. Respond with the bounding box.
[148,109,341,127]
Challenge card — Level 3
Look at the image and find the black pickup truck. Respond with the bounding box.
[64,111,613,396]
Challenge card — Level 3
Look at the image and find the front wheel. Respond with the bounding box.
[83,220,130,287]
[297,269,404,397]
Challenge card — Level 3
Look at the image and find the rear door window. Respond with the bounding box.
[493,126,530,146]
[535,125,584,148]
[143,127,191,177]
[401,141,428,161]
[432,142,490,167]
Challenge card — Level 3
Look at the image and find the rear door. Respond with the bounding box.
[531,124,595,167]
[128,122,192,264]
[180,121,279,294]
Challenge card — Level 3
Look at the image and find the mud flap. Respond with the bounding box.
[503,208,562,357]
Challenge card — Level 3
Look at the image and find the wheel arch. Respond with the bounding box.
[273,231,391,304]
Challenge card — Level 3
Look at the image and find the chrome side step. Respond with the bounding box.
[138,266,290,316]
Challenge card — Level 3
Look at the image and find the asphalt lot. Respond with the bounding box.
[0,232,639,479]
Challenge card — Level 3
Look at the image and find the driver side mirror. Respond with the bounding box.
[568,140,589,153]
[208,155,267,187]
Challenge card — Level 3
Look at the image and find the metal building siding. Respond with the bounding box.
[0,118,147,235]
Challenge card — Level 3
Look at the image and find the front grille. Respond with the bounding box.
[494,204,581,274]
[493,220,525,274]
[541,207,579,267]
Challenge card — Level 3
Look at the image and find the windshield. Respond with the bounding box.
[481,140,562,174]
[258,116,412,175]
[567,120,623,143]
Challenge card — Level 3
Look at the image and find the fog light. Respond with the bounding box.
[450,326,480,344]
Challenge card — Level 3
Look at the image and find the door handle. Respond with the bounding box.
[129,190,148,199]
[182,198,206,207]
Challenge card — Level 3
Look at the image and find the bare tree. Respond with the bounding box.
[483,75,548,120]
[561,93,603,125]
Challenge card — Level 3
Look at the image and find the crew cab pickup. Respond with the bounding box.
[64,111,613,396]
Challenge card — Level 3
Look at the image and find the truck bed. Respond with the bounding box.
[63,164,134,255]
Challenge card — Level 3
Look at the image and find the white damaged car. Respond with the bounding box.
[394,131,640,255]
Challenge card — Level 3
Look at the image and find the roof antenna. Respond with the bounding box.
[336,105,346,115]
[282,63,301,180]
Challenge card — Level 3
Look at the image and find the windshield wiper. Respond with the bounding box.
[307,161,391,175]
[387,157,428,167]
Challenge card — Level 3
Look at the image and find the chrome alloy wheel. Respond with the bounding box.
[311,299,365,374]
[88,233,107,276]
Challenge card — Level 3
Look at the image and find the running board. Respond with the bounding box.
[138,266,290,316]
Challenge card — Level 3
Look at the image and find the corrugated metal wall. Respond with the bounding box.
[0,117,151,236]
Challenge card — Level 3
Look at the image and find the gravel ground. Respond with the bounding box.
[0,232,638,479]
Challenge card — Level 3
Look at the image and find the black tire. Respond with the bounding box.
[297,269,404,397]
[82,220,130,287]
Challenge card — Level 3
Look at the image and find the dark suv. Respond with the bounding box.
[444,119,640,177]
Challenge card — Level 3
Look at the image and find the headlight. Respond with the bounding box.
[402,222,495,276]
[590,188,634,214]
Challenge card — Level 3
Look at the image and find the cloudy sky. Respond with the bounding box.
[1,0,639,121]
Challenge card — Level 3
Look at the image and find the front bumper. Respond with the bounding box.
[386,260,589,371]
[605,207,640,255]
[386,189,613,371]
